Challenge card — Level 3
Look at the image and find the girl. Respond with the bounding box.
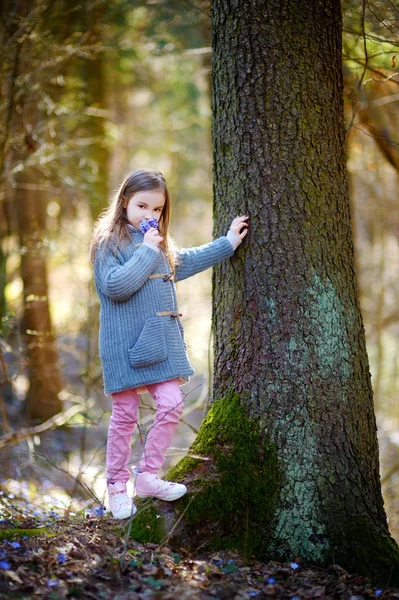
[90,168,248,519]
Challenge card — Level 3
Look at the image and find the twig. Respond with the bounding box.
[0,399,95,450]
[343,56,399,88]
[346,0,369,136]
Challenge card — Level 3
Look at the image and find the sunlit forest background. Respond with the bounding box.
[1,0,399,539]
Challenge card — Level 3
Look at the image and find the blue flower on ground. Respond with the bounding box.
[375,590,383,596]
[290,562,299,570]
[249,592,259,597]
[140,218,159,234]
[10,542,20,549]
[95,505,106,516]
[222,561,239,574]
[47,580,59,587]
[267,577,275,584]
[49,510,58,518]
[57,553,67,564]
[0,561,10,570]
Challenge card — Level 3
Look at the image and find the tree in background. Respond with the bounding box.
[131,0,399,584]
[0,0,108,420]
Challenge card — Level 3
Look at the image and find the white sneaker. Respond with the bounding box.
[134,472,187,501]
[107,481,137,519]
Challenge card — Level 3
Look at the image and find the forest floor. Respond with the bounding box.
[0,486,399,600]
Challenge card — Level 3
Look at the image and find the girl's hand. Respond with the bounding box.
[143,227,163,251]
[227,215,249,249]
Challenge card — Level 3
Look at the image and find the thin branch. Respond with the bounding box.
[350,124,399,147]
[343,55,399,88]
[381,460,399,485]
[0,399,95,450]
[346,0,369,136]
[363,70,399,86]
[343,26,399,47]
[370,92,399,107]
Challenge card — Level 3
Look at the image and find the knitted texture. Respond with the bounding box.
[94,224,235,395]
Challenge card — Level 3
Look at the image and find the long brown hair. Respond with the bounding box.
[90,168,176,269]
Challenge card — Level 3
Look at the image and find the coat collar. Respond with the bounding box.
[127,223,144,242]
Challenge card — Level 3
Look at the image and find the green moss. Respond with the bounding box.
[332,517,399,587]
[0,528,53,540]
[167,392,281,557]
[167,457,202,482]
[129,500,166,544]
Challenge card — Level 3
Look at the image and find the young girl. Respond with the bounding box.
[90,168,248,519]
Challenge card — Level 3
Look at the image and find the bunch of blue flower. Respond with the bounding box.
[140,218,159,234]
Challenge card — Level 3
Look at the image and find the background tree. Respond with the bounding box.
[0,0,108,420]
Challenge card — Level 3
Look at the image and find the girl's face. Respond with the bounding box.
[126,189,165,229]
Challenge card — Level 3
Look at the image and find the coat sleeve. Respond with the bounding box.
[174,236,234,283]
[94,243,160,302]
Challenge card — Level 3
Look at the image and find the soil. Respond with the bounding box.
[0,488,398,600]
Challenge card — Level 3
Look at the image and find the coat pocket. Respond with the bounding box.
[128,317,167,367]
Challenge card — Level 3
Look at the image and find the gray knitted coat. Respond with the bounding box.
[94,224,235,395]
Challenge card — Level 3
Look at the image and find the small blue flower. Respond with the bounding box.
[375,590,383,596]
[0,561,10,570]
[249,592,259,598]
[95,505,106,516]
[22,537,29,540]
[290,562,299,570]
[10,541,21,549]
[267,577,275,584]
[57,553,67,564]
[140,218,159,234]
[47,579,59,587]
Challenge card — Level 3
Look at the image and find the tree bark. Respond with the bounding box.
[130,0,399,584]
[211,0,398,579]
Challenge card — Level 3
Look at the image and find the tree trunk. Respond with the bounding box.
[130,0,399,584]
[16,168,63,421]
[80,24,110,221]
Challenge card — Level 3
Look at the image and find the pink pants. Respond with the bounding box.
[106,379,184,484]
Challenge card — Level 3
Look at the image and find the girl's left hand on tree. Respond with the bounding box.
[227,215,249,249]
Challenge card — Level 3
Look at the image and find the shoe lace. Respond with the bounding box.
[154,477,176,491]
[111,490,130,509]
